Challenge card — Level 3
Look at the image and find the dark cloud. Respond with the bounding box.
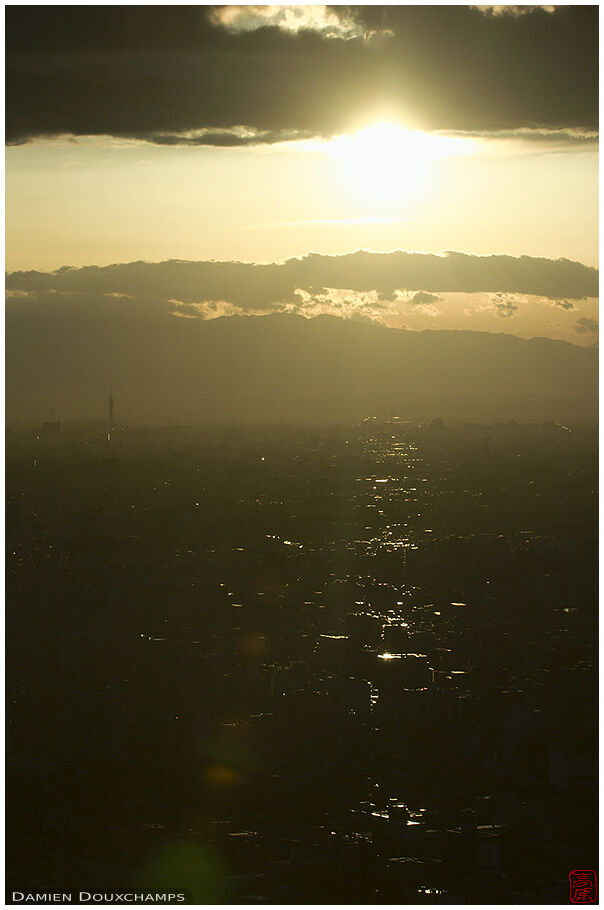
[135,127,315,147]
[411,291,443,305]
[574,316,599,334]
[5,5,597,146]
[490,293,520,318]
[553,299,577,310]
[6,250,598,313]
[493,299,519,318]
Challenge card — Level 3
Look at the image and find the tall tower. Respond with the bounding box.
[108,391,114,442]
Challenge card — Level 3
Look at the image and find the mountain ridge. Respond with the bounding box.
[6,312,597,425]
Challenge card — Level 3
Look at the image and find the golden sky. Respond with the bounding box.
[5,5,599,353]
[6,129,598,272]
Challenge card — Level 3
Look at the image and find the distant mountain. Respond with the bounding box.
[6,312,597,424]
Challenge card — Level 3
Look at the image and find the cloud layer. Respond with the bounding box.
[7,250,597,424]
[7,250,598,312]
[6,6,597,146]
[7,250,597,356]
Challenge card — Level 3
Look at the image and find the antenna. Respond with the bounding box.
[108,391,114,442]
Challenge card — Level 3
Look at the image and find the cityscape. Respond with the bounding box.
[7,413,597,903]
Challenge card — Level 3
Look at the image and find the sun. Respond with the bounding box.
[325,121,475,201]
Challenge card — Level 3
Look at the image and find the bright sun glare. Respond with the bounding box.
[326,122,476,200]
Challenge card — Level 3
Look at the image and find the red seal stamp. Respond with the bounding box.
[570,870,598,903]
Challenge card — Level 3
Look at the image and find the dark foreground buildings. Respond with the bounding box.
[6,418,597,903]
